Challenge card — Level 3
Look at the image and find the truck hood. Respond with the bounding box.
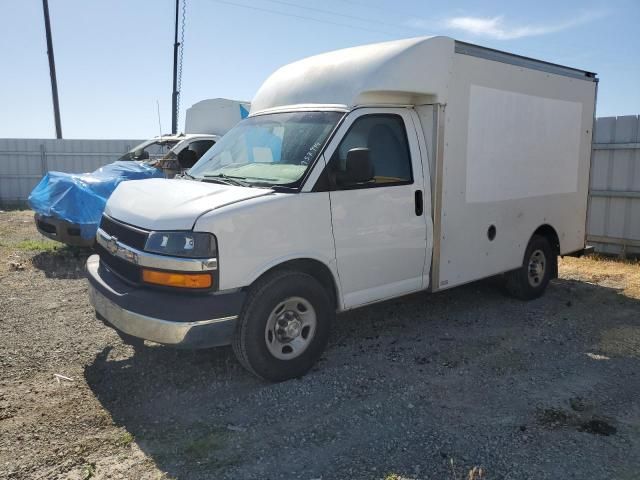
[104,178,274,230]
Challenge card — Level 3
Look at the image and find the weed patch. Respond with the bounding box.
[15,239,60,252]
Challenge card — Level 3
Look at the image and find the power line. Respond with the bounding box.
[262,0,412,33]
[208,0,400,37]
[338,0,420,22]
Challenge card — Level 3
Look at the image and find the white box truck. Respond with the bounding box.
[86,37,597,381]
[184,98,251,135]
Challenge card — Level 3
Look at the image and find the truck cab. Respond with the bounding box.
[87,37,596,381]
[117,135,182,162]
[152,134,218,177]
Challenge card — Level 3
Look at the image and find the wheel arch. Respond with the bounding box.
[532,224,560,254]
[246,257,342,311]
[530,224,560,278]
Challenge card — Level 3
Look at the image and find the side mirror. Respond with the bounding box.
[336,148,374,186]
[178,149,198,168]
[133,149,149,160]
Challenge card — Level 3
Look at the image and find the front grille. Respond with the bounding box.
[99,215,148,250]
[96,243,141,284]
[97,215,148,284]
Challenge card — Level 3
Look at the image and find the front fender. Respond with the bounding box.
[194,192,341,304]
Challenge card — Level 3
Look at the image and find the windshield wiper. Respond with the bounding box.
[201,176,236,186]
[202,173,295,191]
[248,181,296,192]
[203,173,250,187]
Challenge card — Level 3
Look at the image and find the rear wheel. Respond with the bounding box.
[505,235,556,300]
[232,270,333,382]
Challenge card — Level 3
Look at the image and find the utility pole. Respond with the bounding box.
[171,0,180,134]
[42,0,62,139]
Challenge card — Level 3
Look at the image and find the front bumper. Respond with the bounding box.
[86,255,245,348]
[34,214,95,248]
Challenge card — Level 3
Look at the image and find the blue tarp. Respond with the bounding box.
[28,161,164,239]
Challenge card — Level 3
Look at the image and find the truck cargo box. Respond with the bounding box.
[253,36,597,291]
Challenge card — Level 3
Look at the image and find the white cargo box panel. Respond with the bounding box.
[185,98,250,136]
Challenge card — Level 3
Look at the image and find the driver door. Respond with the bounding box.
[320,108,428,309]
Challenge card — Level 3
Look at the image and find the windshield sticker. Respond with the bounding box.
[303,141,323,165]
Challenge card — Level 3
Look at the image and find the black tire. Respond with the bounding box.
[505,235,556,300]
[232,270,334,382]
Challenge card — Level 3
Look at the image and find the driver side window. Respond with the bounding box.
[327,114,412,190]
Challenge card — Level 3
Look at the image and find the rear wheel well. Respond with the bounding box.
[250,259,339,310]
[531,224,560,278]
[533,224,560,255]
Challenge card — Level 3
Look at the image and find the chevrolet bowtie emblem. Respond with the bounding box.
[107,236,119,255]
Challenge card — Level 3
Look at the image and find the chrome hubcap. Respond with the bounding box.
[528,249,546,288]
[265,297,316,360]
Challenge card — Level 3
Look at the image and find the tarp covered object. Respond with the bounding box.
[28,161,164,239]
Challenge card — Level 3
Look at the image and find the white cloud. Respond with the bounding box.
[424,11,604,40]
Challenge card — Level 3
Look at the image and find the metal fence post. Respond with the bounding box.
[40,143,48,175]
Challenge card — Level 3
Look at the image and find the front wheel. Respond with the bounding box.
[505,235,556,300]
[232,270,333,382]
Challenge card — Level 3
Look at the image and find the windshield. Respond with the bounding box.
[119,139,179,161]
[189,111,343,187]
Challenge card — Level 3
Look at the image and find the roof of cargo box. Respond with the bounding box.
[250,36,597,114]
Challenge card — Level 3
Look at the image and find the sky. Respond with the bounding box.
[1,0,638,139]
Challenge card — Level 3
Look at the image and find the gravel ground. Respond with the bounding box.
[1,209,639,480]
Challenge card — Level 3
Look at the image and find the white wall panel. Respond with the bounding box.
[587,115,640,256]
[0,138,142,206]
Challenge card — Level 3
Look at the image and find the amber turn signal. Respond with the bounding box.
[142,269,212,289]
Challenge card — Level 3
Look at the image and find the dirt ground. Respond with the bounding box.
[1,209,639,480]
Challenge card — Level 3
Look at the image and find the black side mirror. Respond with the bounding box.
[178,149,198,168]
[336,148,374,186]
[133,149,149,160]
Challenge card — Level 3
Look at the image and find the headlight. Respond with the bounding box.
[144,231,217,258]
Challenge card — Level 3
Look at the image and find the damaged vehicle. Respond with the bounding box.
[30,134,218,247]
[29,98,250,247]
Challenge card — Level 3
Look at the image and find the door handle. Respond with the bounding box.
[415,190,423,216]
